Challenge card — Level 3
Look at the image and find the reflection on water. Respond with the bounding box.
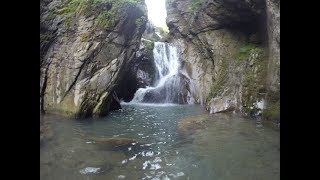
[40,104,279,180]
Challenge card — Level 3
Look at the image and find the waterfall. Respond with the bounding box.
[130,42,182,104]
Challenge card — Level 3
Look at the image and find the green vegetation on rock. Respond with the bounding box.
[207,59,228,102]
[47,10,58,20]
[241,46,268,115]
[46,0,142,29]
[144,40,154,51]
[135,16,147,28]
[262,101,280,121]
[235,44,263,61]
[80,32,92,42]
[96,0,141,28]
[96,11,116,28]
[262,90,280,121]
[190,0,204,12]
[46,96,79,118]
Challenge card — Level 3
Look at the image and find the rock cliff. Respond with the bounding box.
[40,0,147,118]
[166,0,280,121]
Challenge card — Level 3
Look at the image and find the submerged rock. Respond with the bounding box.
[177,115,209,136]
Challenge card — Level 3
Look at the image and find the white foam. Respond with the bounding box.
[129,154,137,161]
[121,102,179,107]
[176,172,185,177]
[153,157,162,163]
[79,167,100,174]
[121,159,128,164]
[256,99,265,109]
[142,161,151,170]
[150,163,161,170]
[118,175,126,179]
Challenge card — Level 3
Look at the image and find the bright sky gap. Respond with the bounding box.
[145,0,167,28]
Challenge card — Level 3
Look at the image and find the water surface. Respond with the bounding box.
[40,104,279,180]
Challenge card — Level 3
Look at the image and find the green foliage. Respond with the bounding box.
[49,0,94,28]
[207,59,228,102]
[144,40,154,51]
[262,101,280,121]
[80,32,92,42]
[262,90,280,121]
[95,0,140,28]
[63,17,73,27]
[234,44,265,61]
[92,0,106,6]
[47,11,57,20]
[135,16,147,28]
[140,39,154,60]
[234,44,255,60]
[241,46,268,116]
[190,0,204,12]
[46,0,141,29]
[96,11,116,28]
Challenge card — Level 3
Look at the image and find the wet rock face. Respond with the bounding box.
[166,0,266,38]
[166,0,280,119]
[116,38,157,102]
[40,0,147,118]
[264,0,280,122]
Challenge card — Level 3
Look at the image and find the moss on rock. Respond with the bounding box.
[135,16,147,28]
[262,89,280,121]
[206,58,229,102]
[46,0,143,29]
[80,32,92,42]
[241,45,268,116]
[234,43,264,61]
[262,101,280,121]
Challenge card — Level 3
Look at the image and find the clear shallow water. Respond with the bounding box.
[40,104,279,180]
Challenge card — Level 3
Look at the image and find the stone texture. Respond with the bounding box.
[40,0,147,118]
[166,0,280,119]
[264,0,280,121]
[116,37,157,102]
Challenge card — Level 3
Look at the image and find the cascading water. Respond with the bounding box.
[130,42,183,104]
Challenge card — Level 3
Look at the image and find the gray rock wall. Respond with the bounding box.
[166,0,280,120]
[40,0,147,118]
